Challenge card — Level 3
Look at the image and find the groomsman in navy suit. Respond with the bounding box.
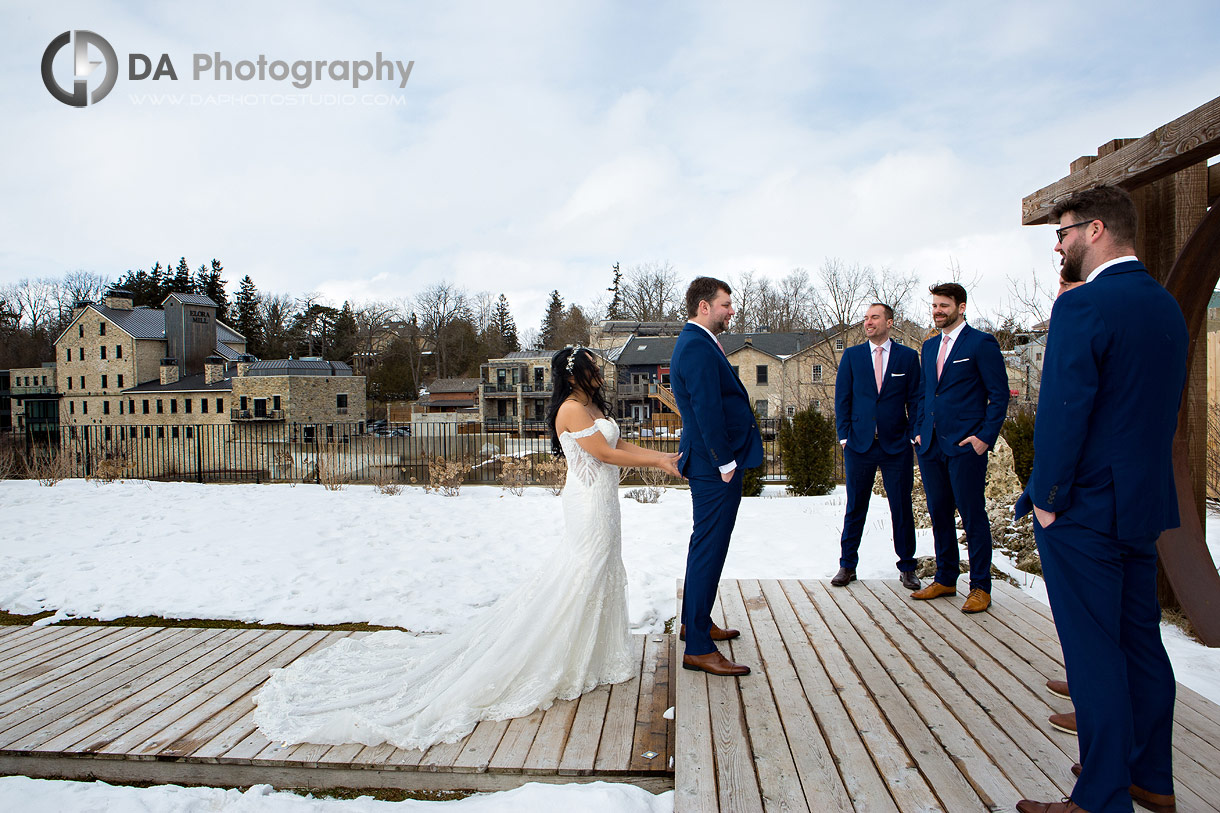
[1015,186,1185,813]
[671,277,763,677]
[910,282,1009,613]
[832,302,923,590]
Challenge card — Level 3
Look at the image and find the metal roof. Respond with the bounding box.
[619,336,680,366]
[216,321,246,342]
[500,350,559,361]
[722,332,820,358]
[161,293,219,307]
[124,371,233,393]
[244,359,353,376]
[427,377,481,393]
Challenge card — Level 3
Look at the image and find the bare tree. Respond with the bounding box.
[352,300,402,359]
[259,292,297,359]
[620,261,682,322]
[1006,265,1059,327]
[54,271,112,326]
[730,269,770,332]
[772,268,817,332]
[866,266,920,325]
[812,258,869,330]
[471,290,495,334]
[414,282,473,378]
[6,278,56,333]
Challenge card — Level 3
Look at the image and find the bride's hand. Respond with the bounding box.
[657,451,682,478]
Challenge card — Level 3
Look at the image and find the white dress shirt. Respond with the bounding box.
[1086,255,1138,283]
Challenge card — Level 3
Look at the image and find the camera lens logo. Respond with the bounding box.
[42,30,118,107]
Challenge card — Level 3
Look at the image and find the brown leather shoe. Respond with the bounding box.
[910,581,956,600]
[678,624,741,642]
[682,651,750,676]
[830,567,856,587]
[1049,711,1077,734]
[1070,764,1176,813]
[961,588,991,613]
[1015,799,1089,812]
[1047,679,1070,699]
[899,571,921,590]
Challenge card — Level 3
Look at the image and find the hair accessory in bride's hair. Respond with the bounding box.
[565,345,585,374]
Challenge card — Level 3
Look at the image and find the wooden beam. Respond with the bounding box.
[1022,94,1220,224]
[1210,162,1220,207]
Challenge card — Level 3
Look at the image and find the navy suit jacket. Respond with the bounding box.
[1015,261,1187,539]
[670,323,764,478]
[915,323,1009,456]
[835,341,922,455]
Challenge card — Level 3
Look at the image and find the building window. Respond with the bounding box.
[201,398,208,414]
[24,376,30,386]
[756,365,768,385]
[69,401,74,415]
[731,365,740,377]
[99,322,106,336]
[327,424,335,441]
[41,375,47,385]
[756,400,768,417]
[142,399,149,414]
[157,427,164,439]
[186,426,194,439]
[216,398,223,413]
[79,348,84,360]
[156,399,163,414]
[184,398,192,414]
[78,324,84,338]
[143,426,151,439]
[67,378,72,390]
[117,374,123,387]
[170,399,177,414]
[240,396,248,410]
[119,400,124,415]
[101,375,107,389]
[811,365,823,383]
[1035,352,1043,362]
[273,395,281,410]
[103,400,110,415]
[130,427,138,439]
[787,405,796,417]
[100,346,107,359]
[337,393,348,409]
[104,427,112,441]
[82,401,87,414]
[116,344,122,359]
[129,399,135,413]
[65,348,70,362]
[835,338,844,350]
[171,427,179,439]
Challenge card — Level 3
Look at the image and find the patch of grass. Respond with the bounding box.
[283,787,477,802]
[0,609,406,633]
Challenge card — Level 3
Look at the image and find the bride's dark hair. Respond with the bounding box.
[546,347,610,456]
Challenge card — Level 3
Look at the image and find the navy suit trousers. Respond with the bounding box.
[682,468,743,656]
[1036,514,1175,813]
[840,441,916,572]
[917,437,992,591]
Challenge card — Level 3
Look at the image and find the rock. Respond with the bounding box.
[985,435,1022,502]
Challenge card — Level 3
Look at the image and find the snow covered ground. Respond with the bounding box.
[3,478,1220,812]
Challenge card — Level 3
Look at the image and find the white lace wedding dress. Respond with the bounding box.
[253,418,634,750]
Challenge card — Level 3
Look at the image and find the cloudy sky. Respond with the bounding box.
[3,0,1217,331]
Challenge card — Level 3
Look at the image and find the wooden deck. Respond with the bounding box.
[675,579,1220,812]
[0,627,674,792]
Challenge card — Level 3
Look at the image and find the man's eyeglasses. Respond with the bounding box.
[1055,220,1097,244]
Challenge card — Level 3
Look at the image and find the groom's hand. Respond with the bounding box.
[721,470,734,483]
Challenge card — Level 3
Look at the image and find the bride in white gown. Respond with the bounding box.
[253,347,682,751]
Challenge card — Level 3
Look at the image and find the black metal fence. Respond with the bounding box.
[18,418,845,486]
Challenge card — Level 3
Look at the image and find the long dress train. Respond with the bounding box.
[252,418,633,750]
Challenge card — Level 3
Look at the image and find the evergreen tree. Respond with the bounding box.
[171,257,193,294]
[778,406,837,496]
[197,259,230,321]
[539,289,565,349]
[114,267,157,307]
[234,275,262,356]
[493,293,520,352]
[606,262,625,320]
[332,301,359,363]
[150,262,168,303]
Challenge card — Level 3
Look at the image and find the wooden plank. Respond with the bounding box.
[33,629,251,752]
[451,719,510,773]
[1022,94,1220,224]
[131,629,316,756]
[417,733,468,772]
[1209,161,1220,207]
[629,633,668,772]
[0,627,155,703]
[521,696,579,774]
[803,579,987,810]
[864,581,1075,797]
[169,631,337,760]
[0,627,115,679]
[558,682,611,776]
[769,580,899,812]
[847,580,1060,804]
[0,628,221,748]
[487,707,545,773]
[92,629,298,755]
[593,634,646,773]
[673,632,718,812]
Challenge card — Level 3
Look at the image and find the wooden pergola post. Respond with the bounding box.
[1022,95,1220,645]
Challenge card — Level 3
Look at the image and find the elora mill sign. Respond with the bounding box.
[189,309,211,325]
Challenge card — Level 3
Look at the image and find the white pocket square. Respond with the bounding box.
[952,358,970,363]
[890,373,905,377]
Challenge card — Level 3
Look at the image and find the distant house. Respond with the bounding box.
[416,377,481,419]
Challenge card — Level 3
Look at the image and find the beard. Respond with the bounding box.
[1060,242,1087,283]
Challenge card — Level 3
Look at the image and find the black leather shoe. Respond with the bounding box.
[830,567,856,587]
[899,571,921,590]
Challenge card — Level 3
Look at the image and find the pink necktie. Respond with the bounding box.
[936,335,950,379]
[874,346,884,392]
[716,339,726,356]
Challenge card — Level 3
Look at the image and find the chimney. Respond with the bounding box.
[203,355,226,385]
[104,288,133,311]
[73,300,93,319]
[236,353,256,378]
[160,357,179,386]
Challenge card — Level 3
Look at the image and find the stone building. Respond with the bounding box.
[8,363,59,435]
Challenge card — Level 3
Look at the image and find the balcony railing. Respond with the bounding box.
[10,386,58,396]
[482,382,553,395]
[230,408,285,421]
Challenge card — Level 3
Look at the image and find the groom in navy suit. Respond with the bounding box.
[832,302,923,590]
[671,277,763,677]
[1014,186,1185,813]
[910,282,1009,613]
